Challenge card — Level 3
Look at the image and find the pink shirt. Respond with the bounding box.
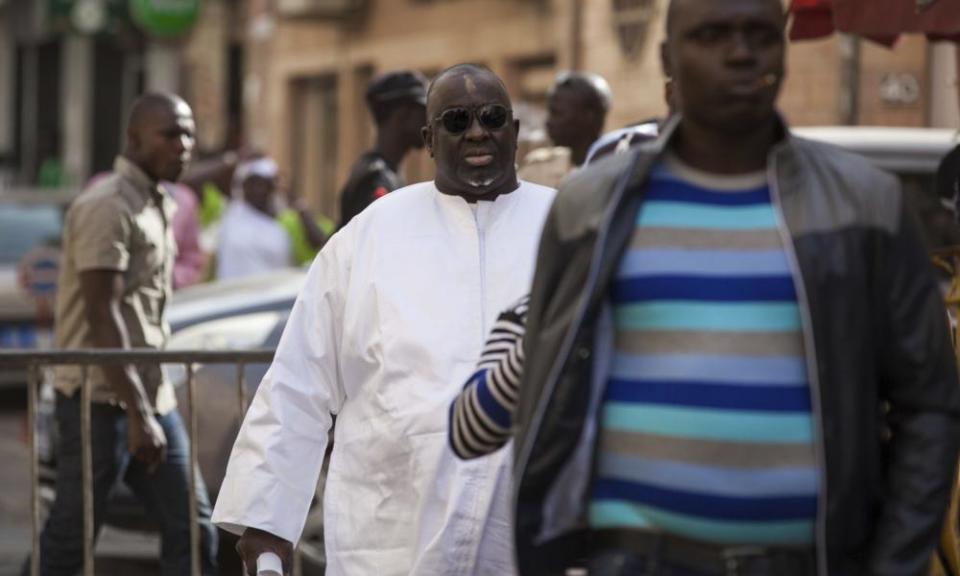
[168,183,205,289]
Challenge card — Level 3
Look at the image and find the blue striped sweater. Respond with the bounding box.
[589,156,820,545]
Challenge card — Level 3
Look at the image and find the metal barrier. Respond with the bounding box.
[0,348,313,576]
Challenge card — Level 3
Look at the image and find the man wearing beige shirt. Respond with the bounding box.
[29,93,217,576]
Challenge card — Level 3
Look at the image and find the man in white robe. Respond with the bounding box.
[212,63,556,575]
[216,157,293,280]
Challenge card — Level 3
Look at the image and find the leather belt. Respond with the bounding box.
[589,529,816,576]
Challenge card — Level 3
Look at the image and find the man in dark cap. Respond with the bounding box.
[338,70,428,227]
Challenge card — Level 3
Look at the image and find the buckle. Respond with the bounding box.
[722,546,767,576]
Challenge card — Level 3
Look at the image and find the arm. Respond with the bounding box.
[292,199,328,252]
[80,270,167,473]
[339,171,392,229]
[449,295,529,459]
[869,202,960,576]
[213,228,351,570]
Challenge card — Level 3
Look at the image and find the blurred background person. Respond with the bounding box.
[520,71,612,188]
[276,181,334,268]
[30,92,217,576]
[546,71,612,167]
[216,157,292,280]
[167,182,206,289]
[338,70,428,228]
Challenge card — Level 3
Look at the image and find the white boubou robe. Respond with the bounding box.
[212,180,556,575]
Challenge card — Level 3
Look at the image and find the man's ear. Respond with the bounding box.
[421,125,434,158]
[126,126,140,156]
[513,118,520,139]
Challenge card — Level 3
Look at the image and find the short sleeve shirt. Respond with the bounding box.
[53,156,177,414]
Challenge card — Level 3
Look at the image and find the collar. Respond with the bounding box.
[114,156,165,202]
[656,112,791,158]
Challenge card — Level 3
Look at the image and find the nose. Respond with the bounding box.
[463,115,487,141]
[727,31,756,65]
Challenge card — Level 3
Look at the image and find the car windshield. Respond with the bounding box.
[0,203,63,266]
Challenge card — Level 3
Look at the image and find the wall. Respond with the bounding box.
[255,0,949,220]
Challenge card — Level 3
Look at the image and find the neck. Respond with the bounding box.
[569,138,593,167]
[436,177,520,203]
[121,151,158,182]
[672,116,780,175]
[374,132,409,171]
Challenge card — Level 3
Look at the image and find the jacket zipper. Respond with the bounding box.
[513,150,644,514]
[767,152,829,576]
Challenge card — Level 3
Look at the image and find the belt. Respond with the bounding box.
[589,529,816,576]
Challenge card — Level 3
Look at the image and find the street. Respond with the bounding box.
[0,390,160,576]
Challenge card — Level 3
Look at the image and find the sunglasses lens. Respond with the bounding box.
[479,105,508,130]
[441,108,471,134]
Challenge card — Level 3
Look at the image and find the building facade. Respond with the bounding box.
[246,0,959,222]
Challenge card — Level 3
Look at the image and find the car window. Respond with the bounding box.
[0,204,63,266]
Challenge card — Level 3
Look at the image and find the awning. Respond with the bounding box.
[790,0,960,46]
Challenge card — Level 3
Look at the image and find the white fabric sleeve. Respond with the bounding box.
[212,228,350,544]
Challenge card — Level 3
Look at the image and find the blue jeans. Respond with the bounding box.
[28,392,217,576]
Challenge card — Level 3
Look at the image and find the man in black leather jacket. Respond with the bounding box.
[513,0,960,574]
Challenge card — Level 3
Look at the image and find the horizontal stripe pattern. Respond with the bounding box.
[617,249,792,277]
[601,404,815,443]
[597,455,818,498]
[604,379,812,412]
[637,202,780,230]
[449,296,528,460]
[599,431,816,469]
[594,478,816,521]
[612,275,798,303]
[615,301,803,332]
[591,158,817,545]
[614,330,805,357]
[630,227,783,250]
[590,501,815,545]
[608,354,807,385]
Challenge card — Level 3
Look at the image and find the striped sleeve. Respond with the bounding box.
[449,295,529,459]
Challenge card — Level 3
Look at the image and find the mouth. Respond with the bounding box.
[726,74,777,98]
[463,150,495,168]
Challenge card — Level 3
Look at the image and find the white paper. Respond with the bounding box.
[256,552,283,576]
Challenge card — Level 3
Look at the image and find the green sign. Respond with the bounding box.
[130,0,201,37]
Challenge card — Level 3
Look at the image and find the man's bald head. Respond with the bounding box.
[660,0,785,139]
[665,0,785,39]
[124,92,195,182]
[426,64,509,119]
[421,63,519,202]
[127,93,189,135]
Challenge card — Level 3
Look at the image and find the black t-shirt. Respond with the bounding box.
[338,151,404,228]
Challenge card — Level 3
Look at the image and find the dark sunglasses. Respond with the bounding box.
[434,104,511,135]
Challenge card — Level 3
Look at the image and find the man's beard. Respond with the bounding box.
[467,177,496,188]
